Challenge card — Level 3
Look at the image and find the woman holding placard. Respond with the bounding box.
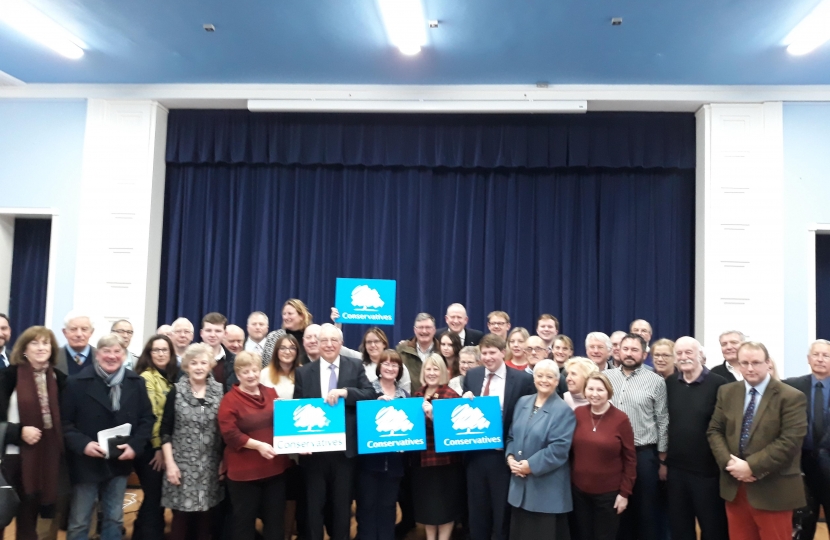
[160,343,224,540]
[413,354,463,540]
[505,359,576,540]
[356,350,409,540]
[218,351,292,540]
[360,328,412,394]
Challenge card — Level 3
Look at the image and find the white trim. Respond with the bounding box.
[0,70,24,87]
[248,98,588,113]
[807,223,830,347]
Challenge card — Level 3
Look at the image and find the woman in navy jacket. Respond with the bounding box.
[505,359,576,540]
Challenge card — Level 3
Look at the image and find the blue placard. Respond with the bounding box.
[334,277,396,325]
[432,396,504,453]
[273,398,347,454]
[357,398,427,454]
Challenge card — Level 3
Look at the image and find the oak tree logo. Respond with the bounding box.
[351,285,385,312]
[451,404,491,435]
[375,406,414,437]
[293,404,330,432]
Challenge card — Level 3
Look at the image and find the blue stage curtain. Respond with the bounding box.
[160,109,695,352]
[9,218,51,341]
[816,234,830,340]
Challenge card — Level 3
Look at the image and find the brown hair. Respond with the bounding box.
[487,311,510,323]
[10,326,59,366]
[375,349,404,382]
[536,314,560,333]
[267,334,300,385]
[361,328,390,365]
[202,312,228,328]
[135,334,180,383]
[479,333,506,351]
[583,372,614,399]
[737,341,770,362]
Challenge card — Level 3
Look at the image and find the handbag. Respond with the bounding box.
[0,422,21,528]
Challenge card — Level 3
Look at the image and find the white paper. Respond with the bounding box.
[97,423,132,458]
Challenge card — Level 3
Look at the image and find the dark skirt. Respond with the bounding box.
[411,464,463,525]
[509,506,570,540]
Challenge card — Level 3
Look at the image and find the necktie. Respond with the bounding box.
[740,388,757,457]
[0,352,6,367]
[74,354,83,366]
[815,382,826,445]
[328,363,338,393]
[483,373,494,396]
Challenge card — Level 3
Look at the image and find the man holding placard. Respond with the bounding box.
[461,334,535,540]
[293,324,376,540]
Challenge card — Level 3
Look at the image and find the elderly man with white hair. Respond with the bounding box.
[170,317,195,364]
[437,303,483,347]
[293,323,375,540]
[585,332,614,372]
[56,310,96,376]
[665,336,729,540]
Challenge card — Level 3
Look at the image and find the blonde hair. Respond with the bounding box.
[283,299,313,330]
[181,343,216,372]
[583,372,614,399]
[233,351,262,375]
[563,356,598,380]
[420,353,450,386]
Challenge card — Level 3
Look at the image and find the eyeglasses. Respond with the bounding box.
[527,347,547,353]
[278,346,297,352]
[319,339,341,345]
[365,340,384,346]
[380,361,398,367]
[113,329,134,336]
[151,348,169,354]
[488,321,506,327]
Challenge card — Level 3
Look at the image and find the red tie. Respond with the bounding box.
[483,373,494,396]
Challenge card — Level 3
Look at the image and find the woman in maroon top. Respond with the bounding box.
[570,372,637,540]
[218,351,292,540]
[413,354,462,540]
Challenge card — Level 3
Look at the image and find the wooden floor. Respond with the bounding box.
[4,489,829,540]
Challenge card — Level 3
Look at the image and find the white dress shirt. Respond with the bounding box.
[319,356,341,397]
[245,338,264,354]
[0,347,8,368]
[481,362,507,410]
[726,361,744,381]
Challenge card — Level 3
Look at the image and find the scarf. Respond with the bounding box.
[93,359,126,411]
[16,362,63,505]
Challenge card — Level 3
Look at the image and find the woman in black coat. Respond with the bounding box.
[0,326,67,540]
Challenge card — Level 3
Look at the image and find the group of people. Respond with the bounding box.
[0,301,826,540]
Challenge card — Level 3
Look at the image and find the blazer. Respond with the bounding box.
[463,364,535,442]
[293,355,375,458]
[55,346,97,376]
[505,393,576,514]
[710,363,738,383]
[61,365,154,484]
[0,364,68,446]
[706,378,808,511]
[436,327,483,347]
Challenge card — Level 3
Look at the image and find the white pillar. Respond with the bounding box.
[695,103,785,373]
[74,100,168,355]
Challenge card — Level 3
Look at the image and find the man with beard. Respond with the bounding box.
[605,333,669,540]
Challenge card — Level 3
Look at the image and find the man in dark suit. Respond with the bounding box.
[293,323,375,540]
[62,333,154,540]
[437,303,483,347]
[0,313,10,369]
[711,330,746,383]
[200,312,238,392]
[707,341,807,540]
[55,310,96,376]
[462,333,535,540]
[784,339,830,540]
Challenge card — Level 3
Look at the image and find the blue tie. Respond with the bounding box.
[328,363,337,393]
[740,388,758,457]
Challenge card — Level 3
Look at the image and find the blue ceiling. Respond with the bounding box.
[1,0,829,85]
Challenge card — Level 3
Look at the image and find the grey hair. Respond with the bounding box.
[533,359,560,378]
[585,332,612,351]
[459,345,480,363]
[446,303,468,316]
[171,317,194,331]
[414,313,436,325]
[64,310,94,329]
[318,323,343,341]
[110,319,132,330]
[247,311,269,324]
[718,330,746,342]
[96,333,124,350]
[181,343,217,372]
[810,339,830,353]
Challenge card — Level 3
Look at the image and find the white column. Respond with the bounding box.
[74,100,168,355]
[695,103,785,373]
[0,215,14,313]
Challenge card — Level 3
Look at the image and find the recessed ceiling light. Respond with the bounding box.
[611,17,623,26]
[203,23,215,32]
[0,0,85,59]
[785,0,830,55]
[378,0,427,55]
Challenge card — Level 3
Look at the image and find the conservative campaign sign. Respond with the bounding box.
[432,396,504,453]
[357,398,427,454]
[273,398,346,454]
[334,278,396,325]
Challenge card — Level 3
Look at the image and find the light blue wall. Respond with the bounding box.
[0,99,87,332]
[783,102,830,377]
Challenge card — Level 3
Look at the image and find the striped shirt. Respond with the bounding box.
[605,366,669,451]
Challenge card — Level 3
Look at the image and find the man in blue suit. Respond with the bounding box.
[462,333,535,540]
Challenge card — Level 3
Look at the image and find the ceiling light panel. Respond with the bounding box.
[0,0,85,59]
[785,0,830,55]
[378,0,428,55]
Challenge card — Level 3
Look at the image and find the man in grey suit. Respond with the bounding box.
[55,310,96,376]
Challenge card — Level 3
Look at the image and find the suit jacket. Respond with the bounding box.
[505,393,575,514]
[707,378,807,511]
[711,363,738,383]
[213,345,237,393]
[437,327,483,347]
[61,365,154,484]
[55,346,97,376]
[293,354,375,458]
[463,364,535,443]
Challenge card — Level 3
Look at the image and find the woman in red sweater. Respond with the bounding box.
[218,351,292,540]
[570,372,637,540]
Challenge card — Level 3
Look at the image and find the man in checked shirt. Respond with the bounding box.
[605,333,669,540]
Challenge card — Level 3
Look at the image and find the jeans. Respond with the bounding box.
[67,476,129,540]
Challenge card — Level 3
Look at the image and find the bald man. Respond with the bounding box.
[666,337,728,540]
[630,319,654,367]
[436,303,483,346]
[223,324,245,355]
[156,324,174,338]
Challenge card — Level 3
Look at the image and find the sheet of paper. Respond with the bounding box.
[97,423,132,458]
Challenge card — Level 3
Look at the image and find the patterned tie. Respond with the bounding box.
[815,382,825,445]
[483,373,494,396]
[328,363,338,393]
[74,354,83,366]
[740,388,758,457]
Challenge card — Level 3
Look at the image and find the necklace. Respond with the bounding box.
[590,405,610,432]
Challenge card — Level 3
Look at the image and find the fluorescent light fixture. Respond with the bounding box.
[0,0,86,59]
[784,0,830,55]
[378,0,427,55]
[249,99,588,114]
